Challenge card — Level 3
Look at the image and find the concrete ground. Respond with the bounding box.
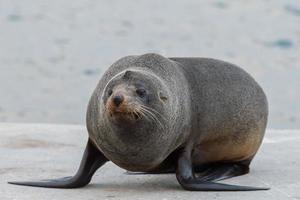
[0,123,299,200]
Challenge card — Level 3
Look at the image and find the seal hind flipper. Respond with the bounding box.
[176,150,269,191]
[8,139,108,188]
[196,162,250,182]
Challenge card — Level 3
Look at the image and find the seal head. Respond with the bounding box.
[104,70,168,125]
[96,69,176,171]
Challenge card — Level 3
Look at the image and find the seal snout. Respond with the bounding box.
[112,95,124,107]
[106,89,140,122]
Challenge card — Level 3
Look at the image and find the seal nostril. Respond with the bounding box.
[113,95,124,107]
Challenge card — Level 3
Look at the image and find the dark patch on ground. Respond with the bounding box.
[7,14,22,21]
[115,29,128,36]
[290,116,297,123]
[48,55,65,64]
[213,1,228,9]
[285,5,300,16]
[121,20,134,28]
[265,39,294,49]
[273,39,293,49]
[54,38,70,45]
[83,68,100,76]
[17,111,26,118]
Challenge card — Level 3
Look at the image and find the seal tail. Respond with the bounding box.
[8,139,108,188]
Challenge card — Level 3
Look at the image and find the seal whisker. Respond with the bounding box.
[130,111,135,120]
[137,109,151,122]
[138,108,152,121]
[132,110,137,119]
[133,110,142,120]
[140,112,151,122]
[140,105,167,121]
[140,106,162,122]
[127,103,157,123]
[143,109,163,127]
[128,104,144,120]
[139,107,164,130]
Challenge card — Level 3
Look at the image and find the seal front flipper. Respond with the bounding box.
[176,150,269,191]
[8,139,108,188]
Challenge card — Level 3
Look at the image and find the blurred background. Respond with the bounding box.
[0,0,299,129]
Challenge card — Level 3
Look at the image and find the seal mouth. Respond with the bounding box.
[111,111,140,121]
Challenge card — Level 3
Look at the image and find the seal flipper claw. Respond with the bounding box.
[176,151,269,191]
[8,139,108,188]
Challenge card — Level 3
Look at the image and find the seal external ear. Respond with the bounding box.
[123,70,133,79]
[8,139,108,188]
[176,149,269,191]
[158,91,168,102]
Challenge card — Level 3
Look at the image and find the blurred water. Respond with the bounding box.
[0,0,299,129]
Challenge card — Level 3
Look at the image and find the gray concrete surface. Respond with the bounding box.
[0,123,299,199]
[0,0,300,129]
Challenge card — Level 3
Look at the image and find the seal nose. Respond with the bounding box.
[113,95,124,107]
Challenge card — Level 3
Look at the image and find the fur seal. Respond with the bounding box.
[8,53,269,191]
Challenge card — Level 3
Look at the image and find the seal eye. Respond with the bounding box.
[108,89,113,96]
[136,88,146,97]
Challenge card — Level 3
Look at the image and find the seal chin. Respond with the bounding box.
[109,111,140,123]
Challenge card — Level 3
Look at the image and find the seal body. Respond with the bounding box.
[86,54,192,171]
[9,53,268,191]
[87,53,268,171]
